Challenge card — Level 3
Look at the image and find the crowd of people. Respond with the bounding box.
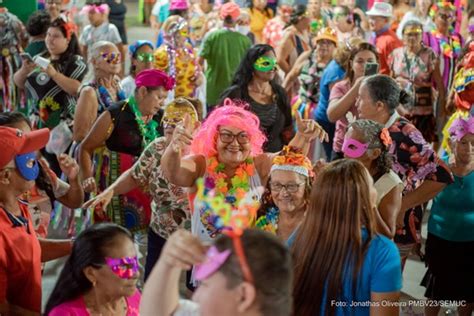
[0,0,473,315]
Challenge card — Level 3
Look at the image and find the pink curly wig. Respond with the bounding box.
[190,99,267,157]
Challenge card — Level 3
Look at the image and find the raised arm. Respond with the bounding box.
[276,33,294,74]
[327,78,363,123]
[283,51,311,92]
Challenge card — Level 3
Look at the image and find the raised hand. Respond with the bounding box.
[295,111,329,143]
[161,230,206,270]
[58,153,80,181]
[170,113,195,153]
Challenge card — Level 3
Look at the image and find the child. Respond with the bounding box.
[79,2,124,68]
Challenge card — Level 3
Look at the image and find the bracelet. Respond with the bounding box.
[82,177,95,185]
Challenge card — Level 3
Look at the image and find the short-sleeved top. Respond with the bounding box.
[428,157,474,242]
[79,22,122,55]
[48,290,141,316]
[132,137,191,239]
[319,228,402,315]
[151,0,170,23]
[389,46,437,86]
[315,59,346,123]
[0,201,42,313]
[220,83,292,152]
[248,8,273,44]
[106,101,164,156]
[329,79,357,153]
[262,17,285,48]
[25,55,87,129]
[25,40,47,57]
[374,29,403,75]
[298,52,327,104]
[199,29,252,106]
[385,112,453,193]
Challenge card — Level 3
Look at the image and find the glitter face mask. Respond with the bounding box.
[342,138,369,158]
[105,256,139,279]
[253,56,277,72]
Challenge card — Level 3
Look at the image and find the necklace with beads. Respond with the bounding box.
[127,96,159,148]
[431,29,461,58]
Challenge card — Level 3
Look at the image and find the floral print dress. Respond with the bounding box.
[389,46,438,142]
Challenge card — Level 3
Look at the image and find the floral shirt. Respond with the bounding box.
[262,17,285,48]
[131,137,191,239]
[386,112,453,193]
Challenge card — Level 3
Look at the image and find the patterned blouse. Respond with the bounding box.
[131,137,191,239]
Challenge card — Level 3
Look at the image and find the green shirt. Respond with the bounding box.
[199,29,251,106]
[25,41,46,57]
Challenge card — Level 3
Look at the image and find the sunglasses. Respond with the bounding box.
[136,52,154,62]
[100,52,121,64]
[438,13,454,20]
[218,131,250,144]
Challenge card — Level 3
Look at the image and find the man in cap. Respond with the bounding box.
[198,2,252,109]
[0,127,73,314]
[366,2,402,75]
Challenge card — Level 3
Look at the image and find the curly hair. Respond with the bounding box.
[26,10,51,37]
[348,119,393,180]
[190,101,267,157]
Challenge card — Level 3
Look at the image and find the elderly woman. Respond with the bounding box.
[342,119,403,238]
[255,146,313,242]
[83,98,201,280]
[161,100,327,244]
[121,40,155,99]
[45,224,141,315]
[356,74,453,266]
[422,116,474,316]
[397,0,434,38]
[389,20,445,145]
[79,69,173,233]
[74,41,125,143]
[13,18,87,173]
[292,159,402,315]
[154,15,202,100]
[220,44,292,153]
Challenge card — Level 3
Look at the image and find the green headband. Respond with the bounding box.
[253,56,277,72]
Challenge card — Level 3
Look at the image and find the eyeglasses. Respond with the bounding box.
[136,52,154,62]
[269,182,305,193]
[218,131,250,144]
[100,52,121,64]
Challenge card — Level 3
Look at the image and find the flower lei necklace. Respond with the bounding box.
[200,156,255,235]
[431,29,461,58]
[255,206,280,234]
[127,96,159,148]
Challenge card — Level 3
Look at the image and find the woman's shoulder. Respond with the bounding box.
[48,297,87,316]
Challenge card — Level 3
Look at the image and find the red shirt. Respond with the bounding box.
[375,29,403,75]
[0,201,42,313]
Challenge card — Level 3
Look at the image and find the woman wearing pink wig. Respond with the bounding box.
[161,99,328,247]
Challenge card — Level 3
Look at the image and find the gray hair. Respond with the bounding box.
[89,40,117,63]
[362,75,412,113]
[348,119,393,178]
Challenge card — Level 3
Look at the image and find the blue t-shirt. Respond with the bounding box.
[315,60,345,123]
[290,228,402,315]
[428,157,474,242]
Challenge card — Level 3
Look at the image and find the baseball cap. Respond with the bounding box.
[0,127,50,169]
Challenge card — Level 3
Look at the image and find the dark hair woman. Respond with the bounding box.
[13,17,87,174]
[291,159,402,316]
[220,44,292,152]
[326,41,378,159]
[45,223,141,315]
[356,74,453,267]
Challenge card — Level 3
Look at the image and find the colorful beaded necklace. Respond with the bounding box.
[431,29,461,58]
[200,156,256,235]
[255,206,280,234]
[127,96,159,148]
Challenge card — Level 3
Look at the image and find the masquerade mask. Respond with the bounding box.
[448,116,474,141]
[162,101,198,128]
[179,28,188,38]
[253,56,277,72]
[342,138,369,158]
[14,152,39,181]
[105,256,139,279]
[469,24,474,33]
[100,52,121,64]
[136,52,154,62]
[403,25,422,35]
[195,246,231,281]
